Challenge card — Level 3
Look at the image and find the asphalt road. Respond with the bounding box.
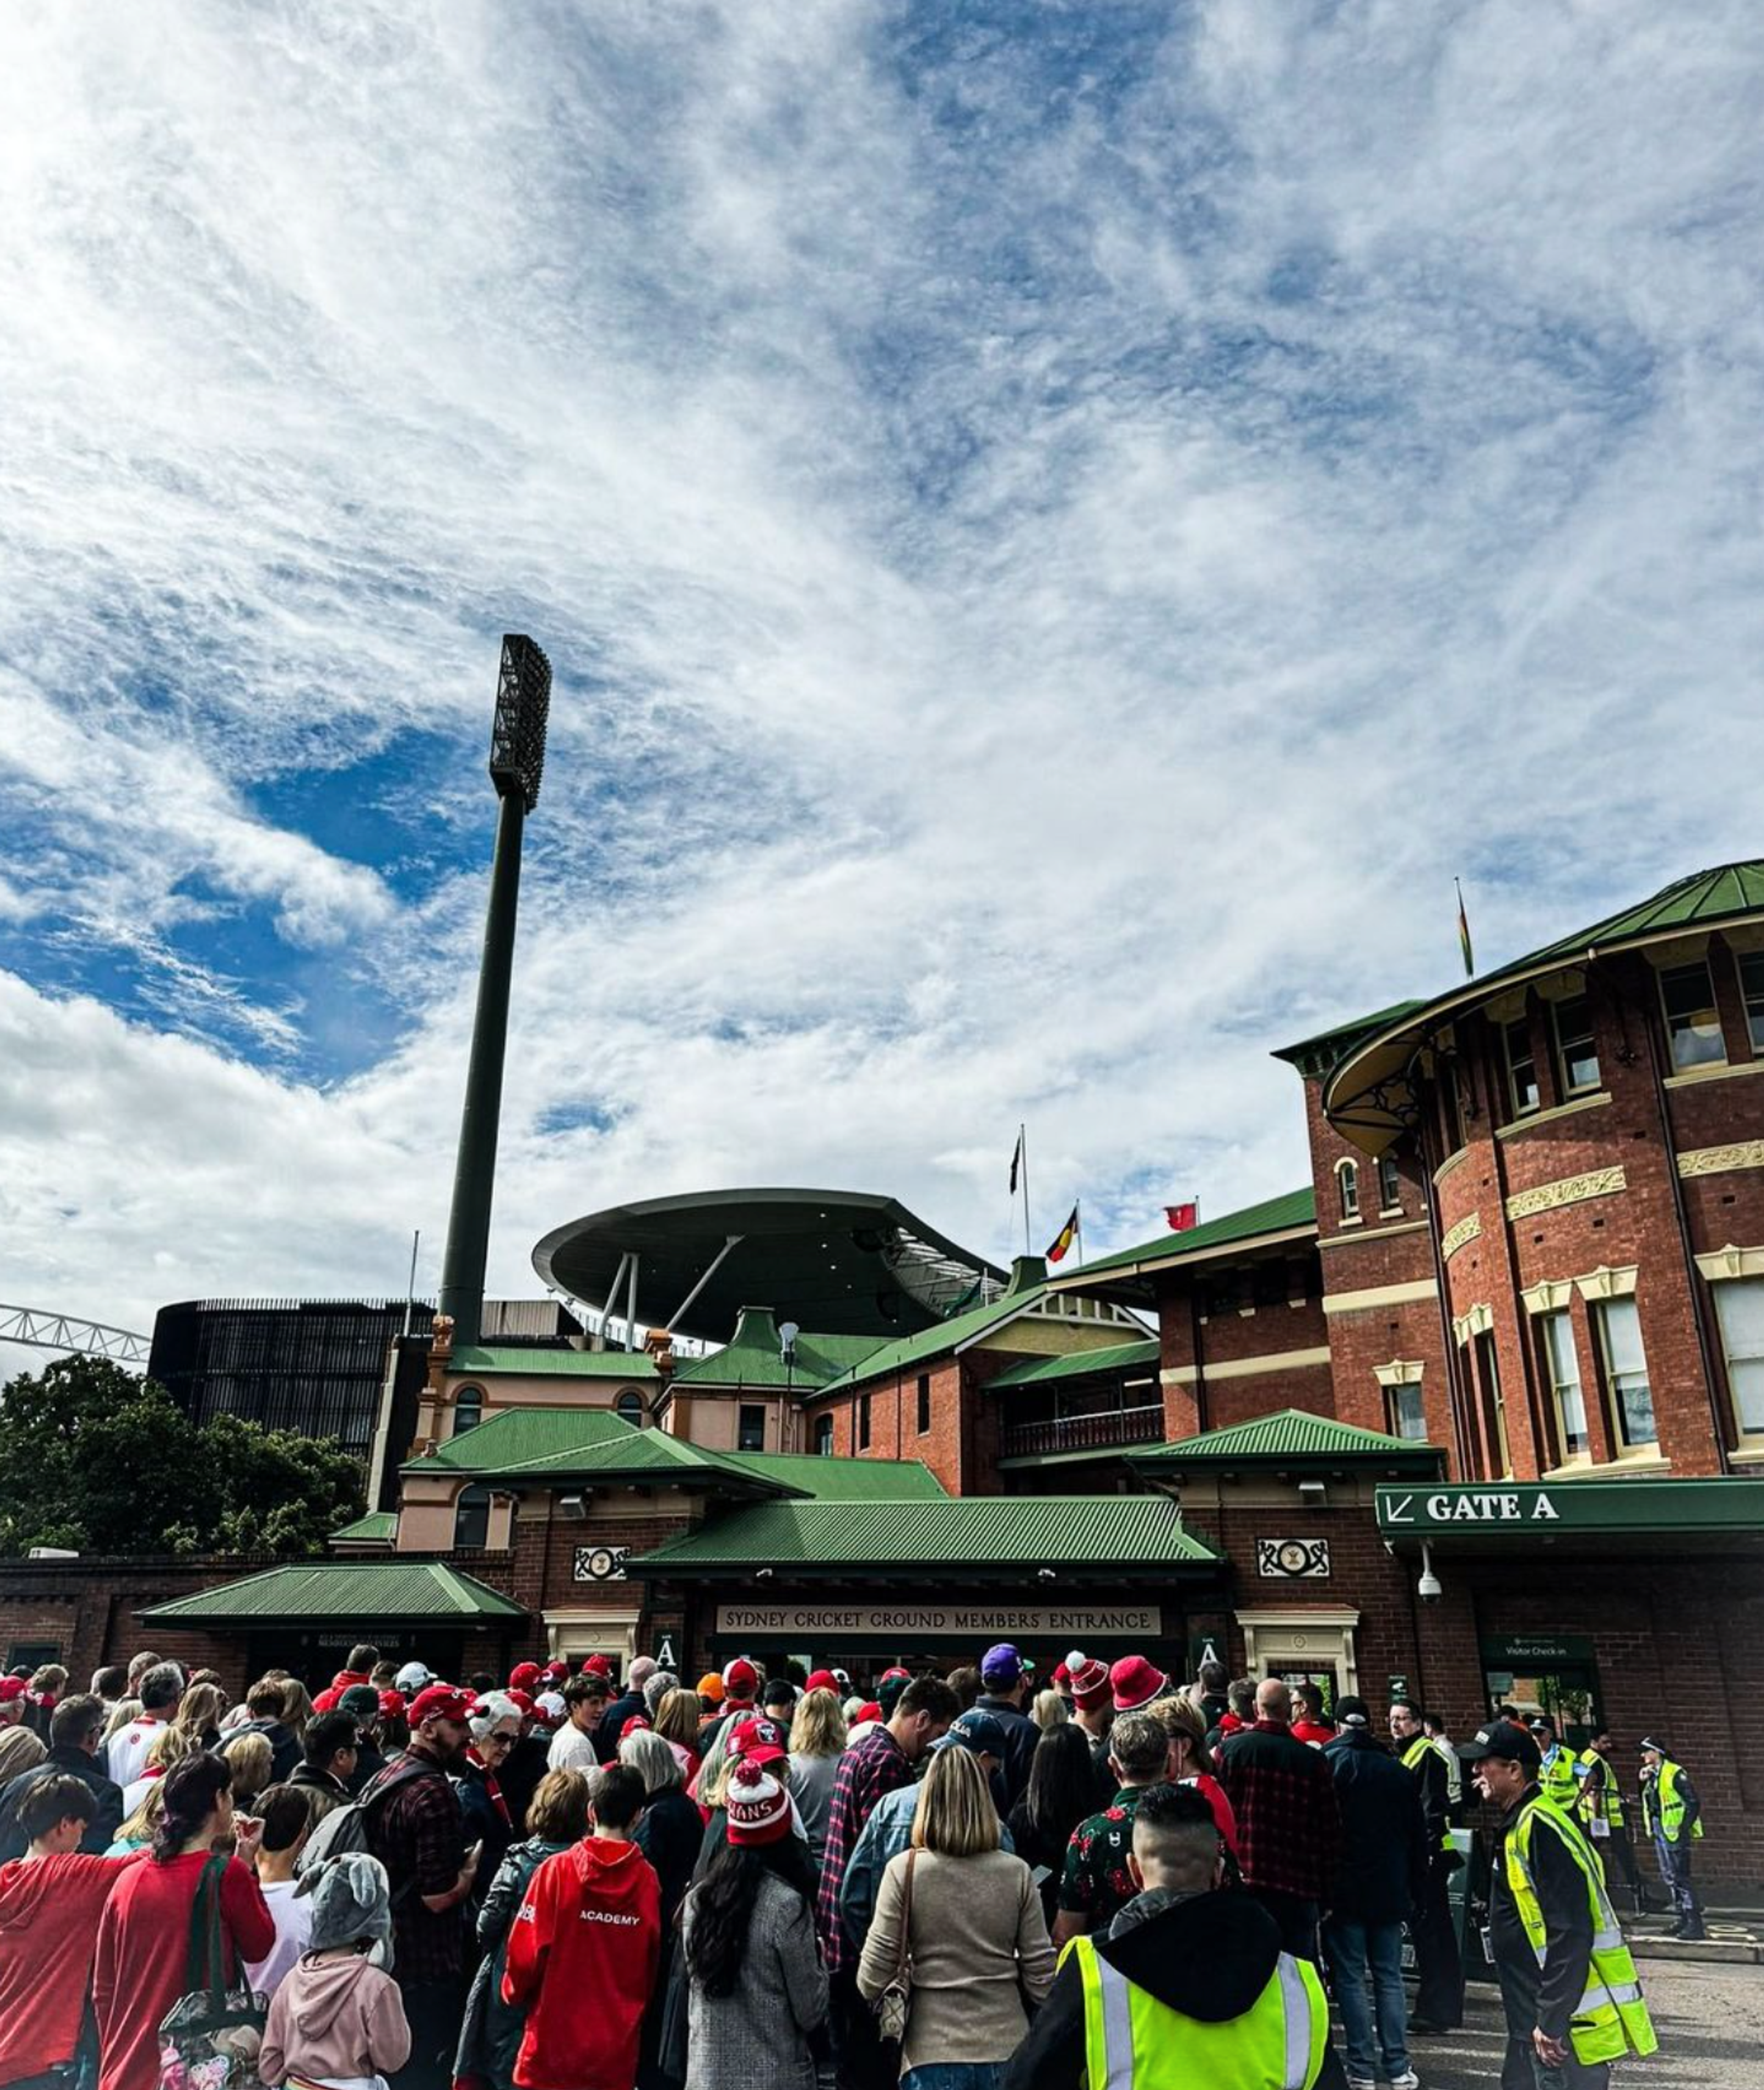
[1405,1959,1764,2087]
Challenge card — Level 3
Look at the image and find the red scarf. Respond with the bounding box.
[468,1749,512,1826]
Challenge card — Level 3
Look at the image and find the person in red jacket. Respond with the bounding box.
[503,1762,661,2090]
[94,1752,275,2090]
[0,1774,129,2088]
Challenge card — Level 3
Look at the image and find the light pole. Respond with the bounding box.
[437,635,552,1348]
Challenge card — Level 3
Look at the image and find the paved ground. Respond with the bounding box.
[1401,1960,1764,2088]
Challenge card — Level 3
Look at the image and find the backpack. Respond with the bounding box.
[295,1755,446,1903]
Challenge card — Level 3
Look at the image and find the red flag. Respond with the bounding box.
[1164,1202,1197,1232]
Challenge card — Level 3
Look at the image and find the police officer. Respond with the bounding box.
[1529,1719,1581,1814]
[1460,1721,1656,2090]
[1575,1727,1644,1913]
[1388,1699,1463,2034]
[1640,1736,1706,1940]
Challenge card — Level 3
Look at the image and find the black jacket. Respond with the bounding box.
[1323,1727,1428,1925]
[975,1694,1041,1812]
[1001,1889,1346,2090]
[1488,1786,1595,2045]
[635,1786,705,1930]
[288,1761,352,1815]
[0,1745,124,1859]
[597,1691,647,1762]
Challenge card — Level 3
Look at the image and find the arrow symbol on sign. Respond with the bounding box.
[1385,1495,1415,1524]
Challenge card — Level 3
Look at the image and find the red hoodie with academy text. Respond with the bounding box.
[503,1836,661,2090]
[0,1852,132,2085]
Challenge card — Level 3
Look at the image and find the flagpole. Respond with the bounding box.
[1020,1122,1031,1257]
[1074,1200,1085,1268]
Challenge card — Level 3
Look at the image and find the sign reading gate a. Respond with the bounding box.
[1376,1487,1561,1530]
[714,1603,1164,1641]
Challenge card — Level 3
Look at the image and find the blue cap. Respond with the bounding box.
[933,1708,1008,1760]
[980,1642,1022,1683]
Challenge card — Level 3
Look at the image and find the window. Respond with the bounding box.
[616,1390,645,1425]
[1551,994,1600,1096]
[916,1373,932,1435]
[814,1414,834,1457]
[1504,1016,1539,1116]
[1594,1298,1657,1449]
[1711,1278,1764,1440]
[1473,1329,1511,1477]
[1538,1310,1589,1461]
[738,1403,765,1452]
[452,1385,483,1435]
[1388,1382,1427,1441]
[1739,951,1764,1055]
[858,1392,871,1450]
[1253,1260,1287,1308]
[1660,960,1724,1070]
[1439,1062,1465,1153]
[1337,1161,1360,1222]
[452,1485,491,1550]
[1377,1154,1401,1212]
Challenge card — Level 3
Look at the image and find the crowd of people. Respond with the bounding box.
[0,1640,1685,2090]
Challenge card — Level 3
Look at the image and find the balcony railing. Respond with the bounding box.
[1001,1405,1165,1460]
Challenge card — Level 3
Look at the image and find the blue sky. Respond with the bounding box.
[1,0,1762,1359]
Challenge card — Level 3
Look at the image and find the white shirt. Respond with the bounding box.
[245,1879,312,1999]
[107,1717,167,1790]
[547,1722,600,1775]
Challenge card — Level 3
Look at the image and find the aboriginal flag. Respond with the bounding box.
[1046,1204,1080,1264]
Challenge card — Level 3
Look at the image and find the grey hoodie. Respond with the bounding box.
[258,1949,412,2086]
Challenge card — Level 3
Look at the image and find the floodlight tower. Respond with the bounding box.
[437,635,552,1347]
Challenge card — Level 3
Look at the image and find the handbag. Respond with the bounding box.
[870,1849,917,2044]
[156,1856,267,2090]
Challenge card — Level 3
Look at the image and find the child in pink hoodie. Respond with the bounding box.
[259,1853,411,2090]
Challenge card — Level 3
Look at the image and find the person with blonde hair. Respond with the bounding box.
[1150,1694,1239,1861]
[173,1681,227,1751]
[100,1698,141,1747]
[654,1685,705,1785]
[858,1743,1054,2083]
[219,1729,273,1813]
[106,1778,168,1855]
[276,1678,314,1740]
[786,1687,848,1866]
[119,1721,194,1820]
[1031,1689,1069,1734]
[0,1682,46,1787]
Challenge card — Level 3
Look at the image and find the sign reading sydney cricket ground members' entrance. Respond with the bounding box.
[714,1602,1165,1641]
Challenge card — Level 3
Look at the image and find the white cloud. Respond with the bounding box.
[0,2,1761,1362]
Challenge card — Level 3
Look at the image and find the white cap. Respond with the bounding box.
[395,1660,435,1692]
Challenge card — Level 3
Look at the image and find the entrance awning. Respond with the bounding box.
[1374,1478,1764,1556]
[138,1559,528,1629]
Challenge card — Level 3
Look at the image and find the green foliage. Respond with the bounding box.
[0,1354,365,1560]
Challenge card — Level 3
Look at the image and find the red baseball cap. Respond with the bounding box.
[620,1713,653,1740]
[0,1679,27,1704]
[855,1700,883,1725]
[726,1715,789,1767]
[408,1684,474,1727]
[505,1689,536,1718]
[509,1662,542,1694]
[804,1669,840,1694]
[879,1665,911,1683]
[581,1654,614,1679]
[722,1657,759,1699]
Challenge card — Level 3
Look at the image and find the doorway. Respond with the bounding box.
[1480,1633,1602,1749]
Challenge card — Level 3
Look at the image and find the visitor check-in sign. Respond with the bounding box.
[1376,1486,1561,1529]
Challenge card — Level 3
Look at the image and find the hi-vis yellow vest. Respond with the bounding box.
[1400,1736,1453,1848]
[1505,1797,1658,2067]
[1539,1745,1580,1813]
[1645,1760,1704,1843]
[1066,1932,1329,2090]
[1577,1747,1622,1826]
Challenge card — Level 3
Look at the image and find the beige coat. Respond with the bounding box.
[857,1845,1055,2073]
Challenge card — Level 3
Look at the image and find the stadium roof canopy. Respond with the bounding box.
[532,1188,1007,1345]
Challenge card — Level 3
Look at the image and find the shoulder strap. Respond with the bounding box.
[896,1849,917,1981]
[184,1854,229,2006]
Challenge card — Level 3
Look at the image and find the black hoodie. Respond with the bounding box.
[1001,1890,1347,2090]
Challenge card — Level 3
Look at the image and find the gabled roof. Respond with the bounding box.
[402,1406,942,1500]
[987,1339,1160,1390]
[140,1560,526,1627]
[330,1510,396,1544]
[628,1496,1221,1573]
[1130,1407,1444,1473]
[1049,1189,1317,1289]
[812,1282,1052,1394]
[669,1310,882,1391]
[1321,862,1764,1154]
[448,1345,656,1379]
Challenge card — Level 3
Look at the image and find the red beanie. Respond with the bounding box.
[509,1661,542,1693]
[804,1669,840,1694]
[1108,1655,1169,1713]
[581,1654,614,1679]
[724,1757,791,1846]
[855,1700,883,1725]
[1065,1651,1113,1711]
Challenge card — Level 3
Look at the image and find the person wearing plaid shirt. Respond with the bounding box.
[817,1677,957,2090]
[1218,1678,1341,1962]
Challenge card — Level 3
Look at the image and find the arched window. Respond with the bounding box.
[453,1485,491,1550]
[814,1414,834,1457]
[453,1385,483,1435]
[1337,1159,1360,1222]
[616,1390,645,1426]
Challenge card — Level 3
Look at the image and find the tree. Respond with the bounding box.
[0,1355,364,1559]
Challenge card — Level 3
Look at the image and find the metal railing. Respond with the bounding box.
[1002,1405,1165,1458]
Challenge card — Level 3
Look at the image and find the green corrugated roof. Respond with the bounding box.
[671,1314,884,1391]
[987,1339,1160,1389]
[412,1408,637,1474]
[330,1511,396,1543]
[140,1560,527,1626]
[1273,1000,1432,1076]
[449,1345,656,1378]
[713,1451,948,1499]
[813,1278,1136,1394]
[1131,1407,1444,1469]
[628,1495,1220,1571]
[1056,1189,1317,1283]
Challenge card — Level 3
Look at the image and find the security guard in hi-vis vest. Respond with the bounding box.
[1528,1719,1582,1814]
[1388,1699,1464,2034]
[1574,1726,1646,1913]
[1640,1736,1707,1940]
[1001,1781,1347,2089]
[1459,1721,1656,2090]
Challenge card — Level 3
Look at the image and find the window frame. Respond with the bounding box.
[1659,958,1726,1072]
[1593,1296,1659,1453]
[1709,1276,1764,1447]
[615,1389,645,1426]
[737,1402,766,1452]
[452,1484,492,1551]
[1376,1153,1402,1214]
[1536,1308,1591,1465]
[1550,993,1601,1098]
[452,1384,484,1436]
[813,1413,835,1458]
[1737,950,1764,1058]
[1503,1013,1540,1118]
[1472,1327,1512,1478]
[916,1372,932,1435]
[1387,1381,1427,1442]
[858,1391,872,1451]
[1336,1159,1360,1223]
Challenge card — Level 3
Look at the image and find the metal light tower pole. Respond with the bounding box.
[437,635,552,1348]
